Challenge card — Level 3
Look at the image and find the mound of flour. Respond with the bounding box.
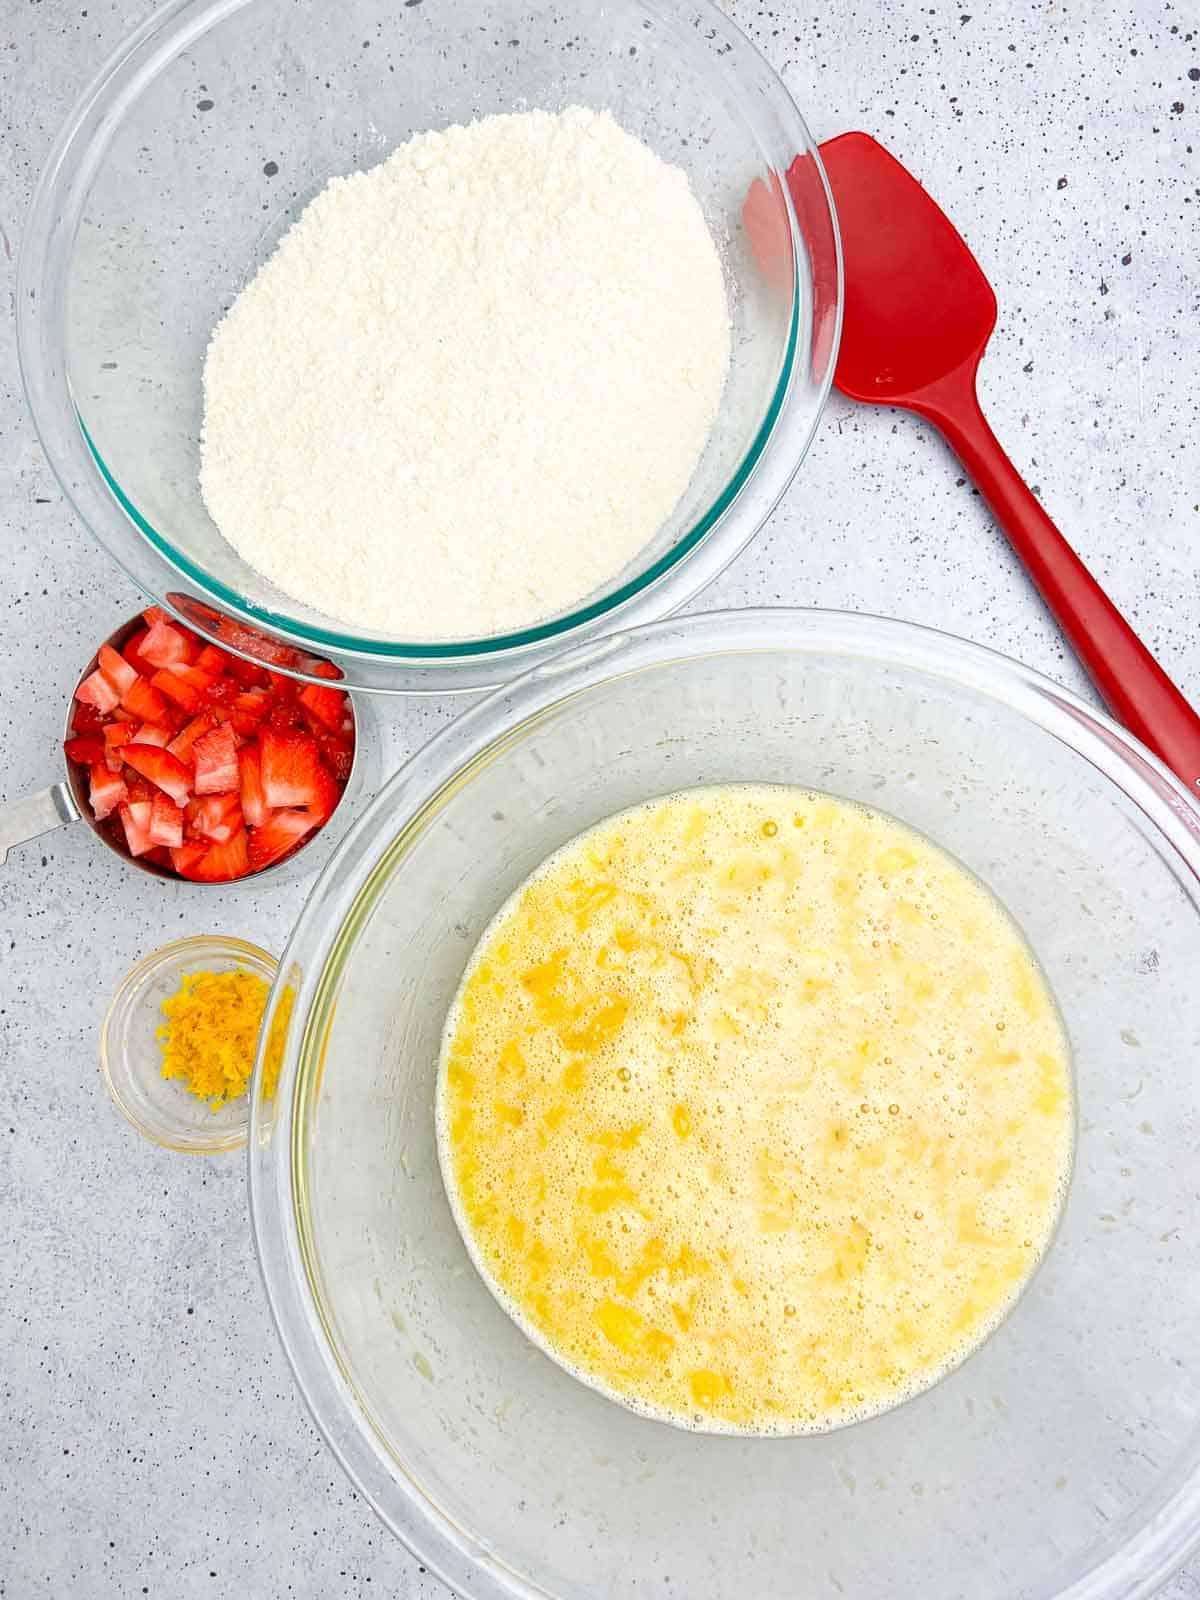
[200,106,730,640]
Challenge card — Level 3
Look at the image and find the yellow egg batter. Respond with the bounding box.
[437,785,1073,1433]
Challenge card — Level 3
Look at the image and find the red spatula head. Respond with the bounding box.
[818,132,997,402]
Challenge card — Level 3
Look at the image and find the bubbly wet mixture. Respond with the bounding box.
[438,786,1073,1433]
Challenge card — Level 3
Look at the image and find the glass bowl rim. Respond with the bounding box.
[16,0,840,674]
[248,606,1200,1600]
[101,932,277,1153]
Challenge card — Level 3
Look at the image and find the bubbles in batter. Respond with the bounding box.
[436,785,1074,1434]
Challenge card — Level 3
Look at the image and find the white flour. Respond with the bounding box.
[200,106,730,641]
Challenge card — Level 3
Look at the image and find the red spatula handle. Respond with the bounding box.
[910,363,1200,794]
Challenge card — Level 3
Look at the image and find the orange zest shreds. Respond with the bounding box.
[157,966,272,1110]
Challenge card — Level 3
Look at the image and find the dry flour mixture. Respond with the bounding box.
[200,107,731,640]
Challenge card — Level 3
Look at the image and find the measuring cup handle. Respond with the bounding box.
[0,782,79,867]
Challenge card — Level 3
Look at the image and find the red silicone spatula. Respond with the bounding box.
[780,132,1200,794]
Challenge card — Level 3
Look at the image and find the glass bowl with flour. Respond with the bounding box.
[20,0,840,690]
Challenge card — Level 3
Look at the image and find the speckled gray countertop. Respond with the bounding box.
[1,1,1197,1596]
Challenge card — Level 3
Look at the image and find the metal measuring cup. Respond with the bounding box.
[0,613,367,881]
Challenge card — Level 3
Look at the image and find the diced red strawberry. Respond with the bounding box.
[124,777,156,805]
[108,705,136,724]
[152,666,218,714]
[150,670,199,713]
[103,722,133,772]
[143,846,174,870]
[192,723,239,795]
[97,643,138,697]
[259,728,335,814]
[187,829,250,882]
[267,702,301,732]
[71,699,105,733]
[122,744,193,807]
[76,668,120,713]
[232,690,269,722]
[131,721,174,748]
[185,792,243,844]
[225,653,271,689]
[64,735,106,766]
[139,617,196,670]
[237,746,267,827]
[147,792,184,848]
[142,606,170,629]
[202,677,234,706]
[298,681,347,734]
[266,670,298,702]
[120,675,168,722]
[117,799,155,856]
[169,840,209,877]
[122,628,154,677]
[88,763,127,821]
[247,808,318,871]
[166,711,216,760]
[195,643,230,676]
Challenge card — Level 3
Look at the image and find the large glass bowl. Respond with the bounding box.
[250,610,1200,1600]
[17,0,839,693]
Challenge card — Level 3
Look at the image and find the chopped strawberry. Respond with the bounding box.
[120,675,168,723]
[192,723,239,794]
[166,711,216,760]
[247,808,318,871]
[186,792,243,844]
[71,699,105,733]
[121,628,154,677]
[122,743,193,807]
[152,666,218,713]
[187,829,250,882]
[103,722,133,772]
[146,792,184,848]
[266,702,301,732]
[76,668,120,714]
[298,681,347,734]
[97,643,138,698]
[74,607,350,881]
[203,677,236,708]
[237,746,267,827]
[266,670,298,702]
[64,735,106,766]
[169,840,209,877]
[117,799,155,856]
[225,653,271,689]
[259,727,335,814]
[88,764,127,821]
[195,643,231,676]
[139,617,196,670]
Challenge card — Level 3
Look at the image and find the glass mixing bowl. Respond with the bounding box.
[250,610,1200,1600]
[17,0,839,693]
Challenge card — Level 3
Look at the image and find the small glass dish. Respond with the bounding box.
[101,934,277,1153]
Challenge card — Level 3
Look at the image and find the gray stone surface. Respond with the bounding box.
[1,1,1197,1596]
